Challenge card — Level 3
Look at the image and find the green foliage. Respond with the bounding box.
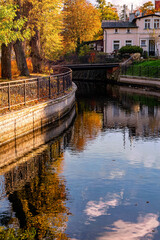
[96,0,119,21]
[142,51,149,59]
[119,45,143,54]
[133,59,160,66]
[0,3,30,46]
[78,44,91,56]
[0,227,36,240]
[123,62,160,78]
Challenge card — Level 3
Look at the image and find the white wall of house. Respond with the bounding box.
[104,28,138,53]
[103,15,160,55]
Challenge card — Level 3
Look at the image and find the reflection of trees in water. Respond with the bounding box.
[2,131,72,239]
[70,111,102,152]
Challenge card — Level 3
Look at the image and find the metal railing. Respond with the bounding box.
[0,67,72,112]
[121,65,160,79]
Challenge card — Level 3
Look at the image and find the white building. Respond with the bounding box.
[102,13,160,56]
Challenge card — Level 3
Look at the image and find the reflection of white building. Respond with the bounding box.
[102,11,160,56]
[103,103,160,138]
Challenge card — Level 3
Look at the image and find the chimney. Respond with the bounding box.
[131,4,133,13]
[129,13,135,22]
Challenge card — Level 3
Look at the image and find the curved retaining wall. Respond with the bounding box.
[119,75,160,88]
[0,83,77,147]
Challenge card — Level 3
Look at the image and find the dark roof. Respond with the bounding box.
[102,21,138,29]
[133,14,160,21]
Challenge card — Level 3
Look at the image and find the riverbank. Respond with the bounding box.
[119,75,160,89]
[0,82,76,148]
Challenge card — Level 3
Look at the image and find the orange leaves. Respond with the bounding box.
[63,0,101,52]
[0,58,32,78]
[72,111,102,152]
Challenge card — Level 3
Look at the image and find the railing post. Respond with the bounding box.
[132,65,133,76]
[8,83,10,110]
[57,77,59,95]
[148,66,149,77]
[49,76,51,98]
[24,80,26,105]
[63,76,65,92]
[37,78,40,100]
[70,71,72,87]
[157,66,159,78]
[139,66,141,76]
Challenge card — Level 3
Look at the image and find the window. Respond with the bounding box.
[125,40,132,46]
[154,19,160,29]
[145,19,151,29]
[126,28,131,33]
[141,39,147,47]
[113,40,120,50]
[114,28,118,33]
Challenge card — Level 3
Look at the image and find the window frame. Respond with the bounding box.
[114,28,119,34]
[140,39,147,47]
[125,40,133,46]
[126,28,131,34]
[113,40,120,51]
[145,19,151,29]
[154,19,160,29]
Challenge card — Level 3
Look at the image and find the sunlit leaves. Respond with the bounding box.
[96,0,119,21]
[63,0,101,52]
[0,4,23,45]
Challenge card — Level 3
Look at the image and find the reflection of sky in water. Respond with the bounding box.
[0,176,12,227]
[64,129,160,240]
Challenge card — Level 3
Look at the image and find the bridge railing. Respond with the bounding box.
[0,67,72,113]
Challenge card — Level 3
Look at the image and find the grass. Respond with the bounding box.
[133,59,160,67]
[123,59,160,78]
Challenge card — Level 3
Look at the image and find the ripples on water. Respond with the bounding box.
[1,83,160,239]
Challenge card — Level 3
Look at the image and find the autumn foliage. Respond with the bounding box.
[63,0,101,52]
[0,58,33,78]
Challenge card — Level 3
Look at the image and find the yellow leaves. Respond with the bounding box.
[63,0,101,51]
[72,111,102,152]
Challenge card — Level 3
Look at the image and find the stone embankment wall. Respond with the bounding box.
[119,75,160,89]
[0,83,77,148]
[0,105,76,169]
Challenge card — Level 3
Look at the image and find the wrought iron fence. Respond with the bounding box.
[0,67,72,112]
[121,65,160,79]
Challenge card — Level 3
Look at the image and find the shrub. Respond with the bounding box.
[142,51,148,59]
[78,44,91,57]
[119,45,143,55]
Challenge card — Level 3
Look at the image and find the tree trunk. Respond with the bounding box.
[13,0,29,77]
[1,43,12,79]
[30,29,42,73]
[13,40,30,76]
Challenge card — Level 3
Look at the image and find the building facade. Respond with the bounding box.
[102,14,160,56]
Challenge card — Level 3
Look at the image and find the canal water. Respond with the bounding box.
[1,83,160,239]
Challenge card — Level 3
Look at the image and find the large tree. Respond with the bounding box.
[140,1,155,15]
[19,0,64,72]
[63,0,101,52]
[0,2,29,79]
[96,0,119,21]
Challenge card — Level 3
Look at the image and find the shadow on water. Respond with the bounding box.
[0,105,76,239]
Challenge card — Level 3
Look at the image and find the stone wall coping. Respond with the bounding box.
[120,75,160,82]
[0,82,77,124]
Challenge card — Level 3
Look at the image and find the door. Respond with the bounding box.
[149,40,155,56]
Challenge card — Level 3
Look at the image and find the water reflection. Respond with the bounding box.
[0,107,76,239]
[98,213,159,240]
[1,83,160,239]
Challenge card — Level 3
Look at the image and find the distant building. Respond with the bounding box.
[102,1,160,56]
